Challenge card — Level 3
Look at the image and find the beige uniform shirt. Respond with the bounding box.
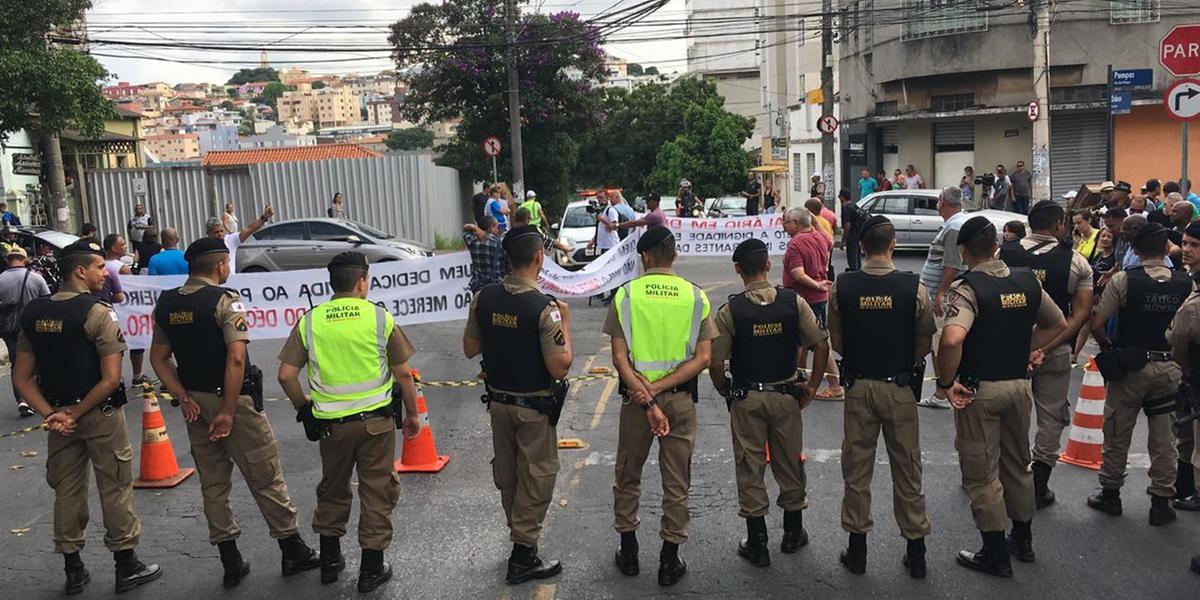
[827,257,937,339]
[1093,257,1174,321]
[712,280,828,367]
[278,294,415,368]
[1017,233,1094,295]
[1167,281,1200,369]
[602,268,719,342]
[943,258,1064,331]
[16,289,127,357]
[150,276,250,350]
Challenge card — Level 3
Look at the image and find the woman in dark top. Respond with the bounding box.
[135,229,162,275]
[762,178,777,213]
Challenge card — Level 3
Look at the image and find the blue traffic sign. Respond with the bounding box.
[1112,68,1153,89]
[1110,92,1132,115]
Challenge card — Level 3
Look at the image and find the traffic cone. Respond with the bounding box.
[1059,356,1106,470]
[395,369,449,473]
[134,389,194,488]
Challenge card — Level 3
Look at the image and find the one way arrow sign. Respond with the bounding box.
[1165,78,1200,121]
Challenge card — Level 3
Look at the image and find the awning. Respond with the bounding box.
[751,165,788,173]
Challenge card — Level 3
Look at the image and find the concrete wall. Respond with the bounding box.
[896,121,933,181]
[1115,105,1200,190]
[974,114,1032,176]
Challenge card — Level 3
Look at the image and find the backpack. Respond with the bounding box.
[0,268,32,337]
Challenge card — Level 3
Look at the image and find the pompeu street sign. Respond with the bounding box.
[1111,68,1153,90]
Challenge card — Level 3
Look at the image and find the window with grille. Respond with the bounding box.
[1110,0,1159,24]
[902,0,987,40]
[931,93,975,112]
[875,100,898,116]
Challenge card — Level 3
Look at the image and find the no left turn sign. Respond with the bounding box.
[817,115,839,135]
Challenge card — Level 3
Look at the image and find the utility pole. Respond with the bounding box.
[1030,0,1052,203]
[820,0,834,206]
[42,134,69,231]
[505,0,525,199]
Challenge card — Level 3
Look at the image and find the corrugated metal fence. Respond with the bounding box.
[85,154,463,247]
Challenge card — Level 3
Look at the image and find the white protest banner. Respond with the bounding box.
[538,232,641,297]
[661,214,790,256]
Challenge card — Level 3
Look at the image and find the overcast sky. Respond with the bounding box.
[88,0,688,85]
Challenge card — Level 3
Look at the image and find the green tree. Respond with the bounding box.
[644,66,659,76]
[226,87,240,99]
[385,127,435,151]
[220,100,235,110]
[311,81,326,90]
[227,67,279,85]
[627,63,643,77]
[647,95,754,199]
[0,1,114,140]
[252,81,289,110]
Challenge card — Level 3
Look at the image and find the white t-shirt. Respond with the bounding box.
[224,232,243,272]
[595,205,620,250]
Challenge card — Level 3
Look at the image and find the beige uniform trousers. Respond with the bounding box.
[1100,361,1180,497]
[314,415,400,550]
[613,391,696,544]
[185,391,299,544]
[954,380,1035,532]
[1030,346,1073,465]
[730,390,807,518]
[490,402,560,546]
[841,380,930,539]
[46,406,141,554]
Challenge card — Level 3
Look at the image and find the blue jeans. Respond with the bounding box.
[1014,195,1030,215]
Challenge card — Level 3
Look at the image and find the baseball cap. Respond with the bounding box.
[6,245,27,259]
[525,190,537,199]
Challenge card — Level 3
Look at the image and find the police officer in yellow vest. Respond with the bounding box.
[277,251,421,594]
[14,239,163,595]
[605,225,717,587]
[149,238,320,588]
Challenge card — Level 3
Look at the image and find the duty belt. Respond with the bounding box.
[489,392,554,412]
[316,405,394,425]
[1146,351,1173,362]
[730,380,799,400]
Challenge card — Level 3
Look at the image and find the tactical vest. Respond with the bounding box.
[614,273,711,383]
[835,270,919,378]
[19,294,104,405]
[728,287,800,383]
[475,283,555,393]
[999,238,1073,316]
[959,268,1042,381]
[1117,267,1191,352]
[154,285,240,392]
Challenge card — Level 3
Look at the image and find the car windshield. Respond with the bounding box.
[341,219,391,239]
[562,206,594,228]
[718,197,747,211]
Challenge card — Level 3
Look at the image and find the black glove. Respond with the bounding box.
[296,403,326,442]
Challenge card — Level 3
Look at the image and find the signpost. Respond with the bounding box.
[1027,101,1040,122]
[816,115,839,136]
[11,153,39,176]
[1109,92,1132,116]
[1161,25,1200,197]
[1112,68,1153,89]
[482,136,502,184]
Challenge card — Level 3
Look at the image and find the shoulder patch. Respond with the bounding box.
[230,302,246,313]
[233,316,248,332]
[549,308,561,323]
[554,330,565,346]
[108,310,119,322]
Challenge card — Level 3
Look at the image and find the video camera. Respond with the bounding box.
[974,173,996,187]
[585,197,605,214]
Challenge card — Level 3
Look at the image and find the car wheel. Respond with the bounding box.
[241,265,269,273]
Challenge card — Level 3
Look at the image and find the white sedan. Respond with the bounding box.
[857,190,1027,249]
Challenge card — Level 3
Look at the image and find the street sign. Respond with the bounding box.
[1165,78,1200,121]
[1111,68,1153,90]
[11,153,39,176]
[1027,101,1040,122]
[482,136,502,157]
[1160,25,1200,77]
[816,115,839,135]
[1110,92,1132,115]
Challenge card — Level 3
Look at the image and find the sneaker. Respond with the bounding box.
[17,402,34,418]
[131,375,149,386]
[917,394,951,409]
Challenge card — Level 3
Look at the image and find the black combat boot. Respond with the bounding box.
[614,531,639,576]
[737,516,770,567]
[838,532,867,575]
[1149,495,1177,526]
[217,540,250,588]
[956,531,1013,578]
[1032,461,1056,509]
[1191,554,1200,574]
[903,538,927,579]
[63,552,89,596]
[506,543,562,585]
[1173,460,1200,511]
[113,549,164,593]
[657,542,687,587]
[356,549,392,593]
[1086,487,1123,516]
[319,535,345,584]
[780,510,809,554]
[1006,520,1035,563]
[279,534,321,576]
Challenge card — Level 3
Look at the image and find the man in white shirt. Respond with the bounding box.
[589,193,622,304]
[206,203,275,273]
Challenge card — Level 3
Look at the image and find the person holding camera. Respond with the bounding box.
[676,180,699,218]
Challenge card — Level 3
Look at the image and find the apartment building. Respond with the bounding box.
[276,85,362,129]
[685,0,764,146]
[144,133,200,162]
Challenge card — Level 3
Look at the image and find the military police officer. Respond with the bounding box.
[277,251,421,593]
[938,216,1066,578]
[999,201,1094,508]
[606,225,715,587]
[1172,224,1200,513]
[827,215,933,578]
[148,238,320,587]
[463,225,573,584]
[708,238,829,568]
[1167,220,1200,575]
[14,239,163,595]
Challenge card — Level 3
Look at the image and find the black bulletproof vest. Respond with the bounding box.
[999,238,1073,316]
[154,285,235,392]
[19,294,103,405]
[728,287,800,383]
[1117,267,1191,352]
[959,268,1042,381]
[476,283,555,393]
[835,270,919,378]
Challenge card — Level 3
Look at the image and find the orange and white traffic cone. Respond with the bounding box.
[1059,356,1106,470]
[395,369,449,473]
[133,389,194,488]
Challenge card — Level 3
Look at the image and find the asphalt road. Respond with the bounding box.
[0,251,1196,599]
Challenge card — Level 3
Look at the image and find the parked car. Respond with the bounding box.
[706,196,748,218]
[237,218,431,272]
[857,190,1026,249]
[8,226,79,257]
[550,200,599,269]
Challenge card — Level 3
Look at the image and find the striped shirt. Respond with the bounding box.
[920,211,970,294]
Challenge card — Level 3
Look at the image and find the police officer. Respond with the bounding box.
[708,239,829,568]
[606,225,715,587]
[276,252,421,593]
[938,216,1066,578]
[462,225,573,584]
[1088,222,1191,526]
[998,201,1094,508]
[13,240,163,595]
[148,238,319,587]
[1167,221,1200,575]
[1173,224,1200,514]
[827,216,933,578]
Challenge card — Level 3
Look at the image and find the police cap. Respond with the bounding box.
[956,216,996,246]
[183,237,229,263]
[1027,200,1061,220]
[502,225,542,253]
[1115,181,1133,193]
[327,251,369,271]
[858,215,892,238]
[59,239,105,259]
[1132,222,1169,247]
[1185,221,1200,241]
[731,238,768,263]
[637,225,673,254]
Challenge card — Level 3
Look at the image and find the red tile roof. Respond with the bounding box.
[201,143,383,167]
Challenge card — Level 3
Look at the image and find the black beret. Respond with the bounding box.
[732,238,768,263]
[1132,222,1169,246]
[859,215,892,238]
[327,251,369,271]
[1027,200,1062,219]
[637,225,673,254]
[184,237,229,263]
[1185,221,1200,241]
[502,225,542,253]
[59,239,104,258]
[956,216,996,246]
[1115,181,1133,193]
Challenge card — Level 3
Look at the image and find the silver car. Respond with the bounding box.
[856,190,1026,249]
[237,218,432,272]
